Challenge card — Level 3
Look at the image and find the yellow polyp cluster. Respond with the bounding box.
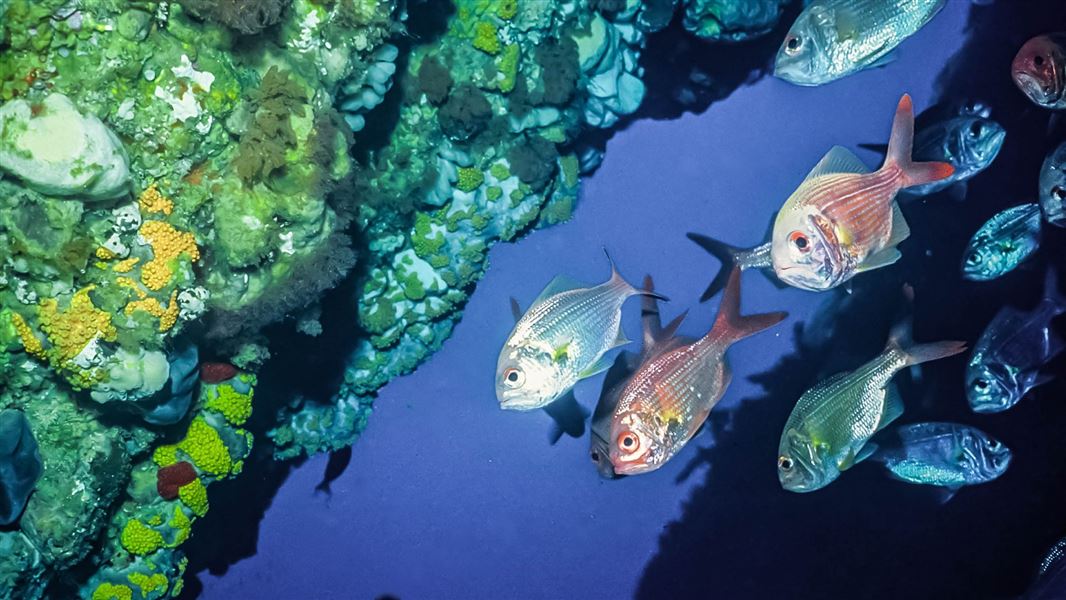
[125,289,180,332]
[176,418,231,477]
[120,519,164,556]
[204,383,254,426]
[96,247,117,260]
[10,311,44,358]
[127,572,169,597]
[153,444,178,467]
[169,505,192,546]
[37,286,117,362]
[91,583,134,600]
[138,220,199,291]
[113,257,140,273]
[178,478,209,517]
[138,184,174,215]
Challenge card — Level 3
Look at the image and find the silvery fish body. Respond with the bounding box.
[496,258,656,411]
[1039,142,1066,228]
[966,271,1066,413]
[906,116,1005,196]
[961,203,1042,281]
[775,0,946,86]
[874,422,1010,488]
[1012,34,1066,110]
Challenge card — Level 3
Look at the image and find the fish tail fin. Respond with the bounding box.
[686,232,748,302]
[709,268,787,345]
[640,275,664,345]
[1045,267,1066,311]
[887,313,967,368]
[885,94,955,189]
[605,249,668,302]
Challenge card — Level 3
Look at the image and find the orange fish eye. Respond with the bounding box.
[618,432,640,452]
[789,231,810,252]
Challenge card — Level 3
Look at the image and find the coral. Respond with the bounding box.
[200,362,238,384]
[438,84,493,142]
[0,410,43,526]
[417,56,453,105]
[156,462,196,501]
[179,0,292,35]
[234,66,309,185]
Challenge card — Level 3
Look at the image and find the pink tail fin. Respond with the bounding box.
[887,316,967,367]
[885,94,955,189]
[709,268,787,344]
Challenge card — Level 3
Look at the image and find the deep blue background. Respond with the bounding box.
[190,2,1066,599]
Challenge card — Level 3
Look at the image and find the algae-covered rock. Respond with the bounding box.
[0,94,130,201]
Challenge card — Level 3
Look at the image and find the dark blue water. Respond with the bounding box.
[192,3,1066,599]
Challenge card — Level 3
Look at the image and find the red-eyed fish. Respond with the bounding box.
[770,94,954,291]
[608,269,786,476]
[496,252,665,411]
[1012,34,1066,110]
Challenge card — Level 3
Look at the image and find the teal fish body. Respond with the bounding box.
[777,316,966,492]
[906,116,1005,196]
[1039,142,1066,228]
[961,203,1042,281]
[875,422,1011,488]
[775,0,946,86]
[497,256,655,411]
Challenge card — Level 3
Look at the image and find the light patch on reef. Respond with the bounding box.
[153,55,215,133]
[290,8,323,53]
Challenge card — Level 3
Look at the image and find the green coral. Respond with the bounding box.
[177,418,232,477]
[120,520,165,556]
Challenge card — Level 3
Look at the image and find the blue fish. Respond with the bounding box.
[966,270,1066,413]
[961,203,1042,281]
[873,422,1010,494]
[1039,141,1066,228]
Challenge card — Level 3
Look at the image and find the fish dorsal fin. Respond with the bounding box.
[532,275,587,306]
[856,247,902,273]
[804,146,871,182]
[888,202,911,247]
[509,297,523,323]
[876,381,905,432]
[657,312,687,343]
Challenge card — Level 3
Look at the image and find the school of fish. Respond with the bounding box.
[493,3,1064,506]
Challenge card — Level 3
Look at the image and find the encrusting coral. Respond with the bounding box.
[0,0,786,596]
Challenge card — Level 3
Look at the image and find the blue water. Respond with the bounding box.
[194,3,1065,598]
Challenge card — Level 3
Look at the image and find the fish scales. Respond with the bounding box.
[824,0,943,70]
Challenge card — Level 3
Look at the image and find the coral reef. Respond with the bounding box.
[0,0,785,596]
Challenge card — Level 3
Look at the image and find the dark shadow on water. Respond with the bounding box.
[638,2,1066,598]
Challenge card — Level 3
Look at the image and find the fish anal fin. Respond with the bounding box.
[876,381,905,432]
[867,50,899,70]
[888,203,911,247]
[804,146,871,182]
[856,247,902,273]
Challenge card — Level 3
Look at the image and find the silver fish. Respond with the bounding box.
[778,312,966,493]
[874,422,1011,491]
[906,116,1005,196]
[1012,34,1066,110]
[1039,141,1066,228]
[589,276,689,479]
[961,203,1042,281]
[966,270,1066,413]
[496,253,663,411]
[775,0,946,86]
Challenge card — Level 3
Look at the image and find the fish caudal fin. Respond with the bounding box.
[887,314,967,368]
[709,268,787,344]
[686,232,753,302]
[605,248,668,302]
[885,94,955,189]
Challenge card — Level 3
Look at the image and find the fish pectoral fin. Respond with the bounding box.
[888,202,911,247]
[509,297,523,323]
[839,443,878,471]
[579,353,616,379]
[833,9,860,42]
[876,381,905,432]
[936,487,961,505]
[552,342,571,363]
[856,247,902,273]
[533,274,588,306]
[804,146,871,182]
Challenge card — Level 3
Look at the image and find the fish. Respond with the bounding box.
[864,115,1005,198]
[774,0,946,86]
[589,276,690,479]
[914,100,992,129]
[609,269,786,476]
[771,94,954,291]
[685,230,776,301]
[1012,34,1066,110]
[961,203,1042,281]
[872,422,1011,495]
[1025,537,1066,599]
[496,252,664,411]
[966,269,1066,413]
[777,309,966,493]
[1039,141,1066,228]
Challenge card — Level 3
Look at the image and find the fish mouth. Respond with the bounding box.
[1015,70,1061,104]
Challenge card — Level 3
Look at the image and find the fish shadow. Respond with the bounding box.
[638,2,1066,598]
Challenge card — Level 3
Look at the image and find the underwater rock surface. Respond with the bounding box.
[0,0,789,598]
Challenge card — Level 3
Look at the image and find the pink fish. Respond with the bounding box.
[608,269,786,476]
[1012,33,1066,110]
[771,94,955,291]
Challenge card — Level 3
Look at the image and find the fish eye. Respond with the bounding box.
[969,121,983,138]
[785,35,803,55]
[966,252,980,265]
[590,450,600,463]
[789,231,810,253]
[618,432,640,452]
[1035,55,1046,67]
[778,456,794,471]
[502,367,525,388]
[1053,186,1066,200]
[975,378,989,391]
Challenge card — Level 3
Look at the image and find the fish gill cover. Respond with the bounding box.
[0,0,790,597]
